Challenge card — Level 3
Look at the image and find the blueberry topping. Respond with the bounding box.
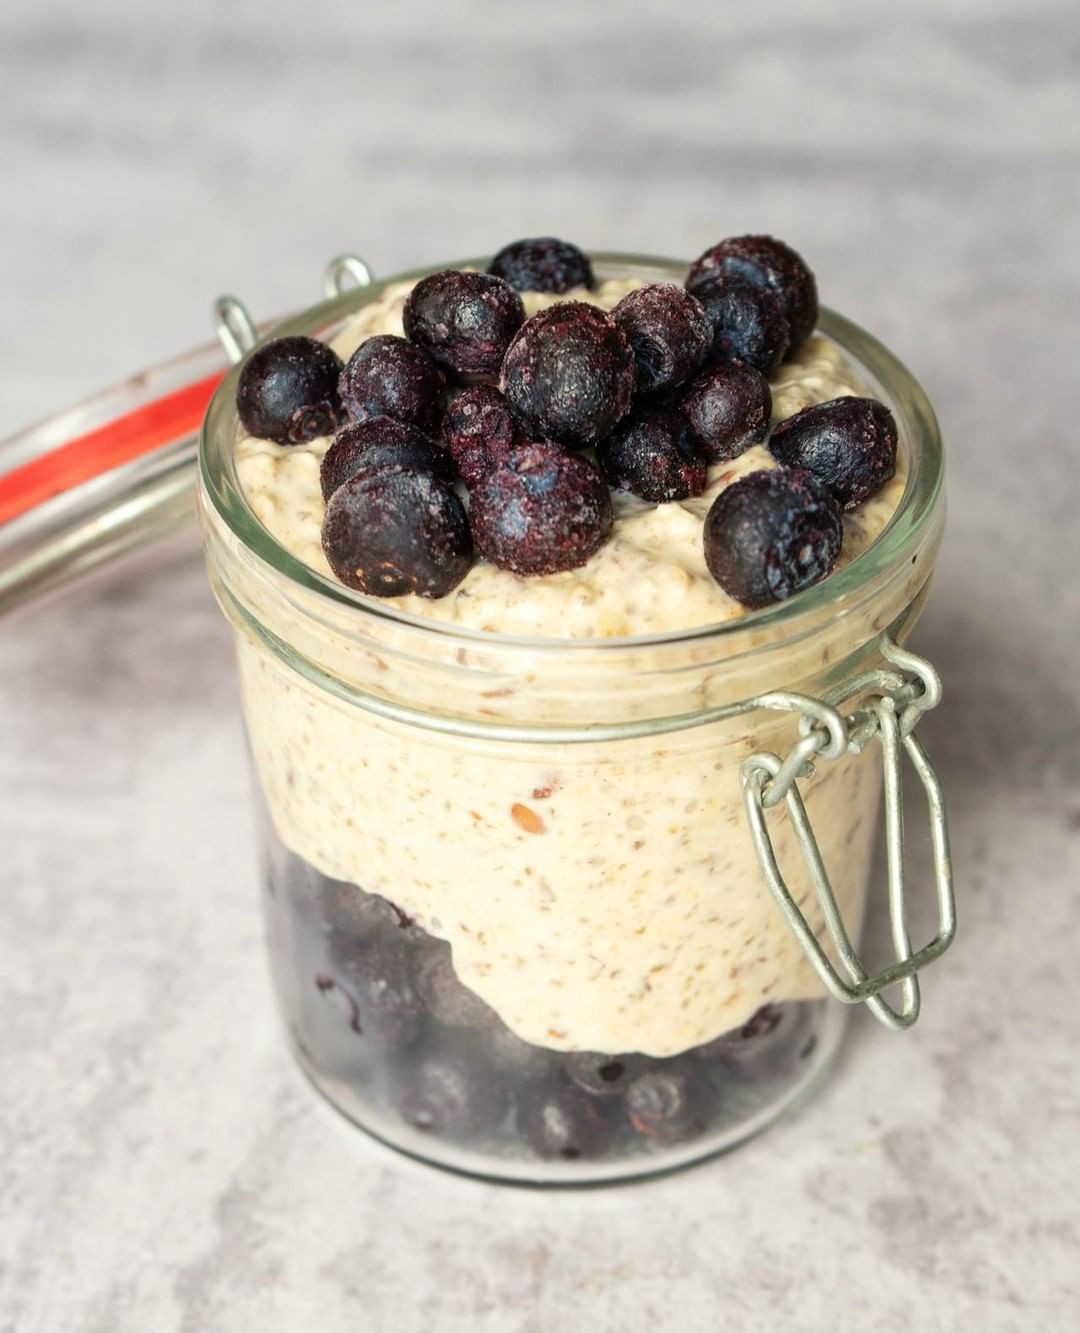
[499,301,635,448]
[596,405,707,503]
[676,360,772,463]
[563,1051,644,1098]
[469,443,613,576]
[768,396,898,508]
[403,270,525,376]
[321,418,453,500]
[488,237,594,294]
[321,468,472,598]
[237,335,345,445]
[337,334,443,432]
[415,943,502,1031]
[612,284,712,395]
[397,1051,508,1138]
[703,468,843,608]
[688,273,790,374]
[687,235,818,352]
[623,1065,705,1144]
[517,1083,609,1160]
[440,384,526,488]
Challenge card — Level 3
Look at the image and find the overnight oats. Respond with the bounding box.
[198,238,952,1182]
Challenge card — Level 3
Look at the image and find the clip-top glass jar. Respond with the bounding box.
[198,255,954,1185]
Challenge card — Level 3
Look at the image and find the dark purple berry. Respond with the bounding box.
[316,877,413,941]
[397,1051,508,1138]
[691,1005,787,1062]
[563,1052,644,1098]
[612,284,711,395]
[403,270,525,376]
[321,418,453,500]
[676,360,772,464]
[469,443,613,576]
[517,1083,610,1160]
[597,405,706,503]
[415,943,502,1031]
[440,385,526,488]
[337,334,443,431]
[488,237,593,294]
[326,943,421,1045]
[237,335,345,445]
[486,1026,558,1081]
[768,396,898,508]
[499,302,635,448]
[689,274,790,374]
[703,468,843,609]
[687,235,818,352]
[321,468,472,599]
[624,1065,705,1144]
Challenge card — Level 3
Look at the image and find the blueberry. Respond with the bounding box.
[563,1051,644,1098]
[321,418,453,500]
[768,396,898,508]
[687,235,818,352]
[415,943,502,1031]
[440,384,526,489]
[612,284,711,395]
[676,360,772,464]
[691,1005,787,1062]
[397,1051,508,1139]
[488,237,594,294]
[623,1064,706,1144]
[688,274,789,374]
[237,335,345,445]
[468,443,613,576]
[517,1083,610,1160]
[321,467,472,599]
[703,468,843,609]
[596,405,707,503]
[317,877,418,946]
[403,270,525,377]
[500,302,635,448]
[337,334,444,432]
[323,942,421,1045]
[486,1026,559,1082]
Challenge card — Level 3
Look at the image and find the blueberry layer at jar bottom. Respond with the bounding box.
[264,839,849,1184]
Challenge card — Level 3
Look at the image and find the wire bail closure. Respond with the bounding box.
[741,635,955,1031]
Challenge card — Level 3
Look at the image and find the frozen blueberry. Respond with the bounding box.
[703,468,843,609]
[676,360,772,463]
[517,1083,610,1160]
[440,384,526,489]
[500,302,635,448]
[488,237,594,294]
[563,1051,645,1098]
[237,335,345,445]
[403,270,525,377]
[768,396,898,508]
[689,274,790,374]
[691,1005,786,1062]
[486,1027,559,1082]
[415,943,502,1031]
[397,1051,508,1139]
[469,443,613,576]
[337,334,443,432]
[623,1064,706,1144]
[596,405,707,503]
[322,467,472,599]
[325,942,421,1045]
[687,235,818,352]
[612,284,712,395]
[321,418,453,500]
[317,877,417,944]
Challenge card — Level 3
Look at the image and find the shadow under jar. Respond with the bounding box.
[198,255,949,1185]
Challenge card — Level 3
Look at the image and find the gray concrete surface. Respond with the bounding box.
[2,2,1079,1329]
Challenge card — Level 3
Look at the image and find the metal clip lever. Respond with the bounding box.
[741,635,956,1031]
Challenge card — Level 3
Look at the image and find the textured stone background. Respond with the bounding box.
[2,2,1079,1330]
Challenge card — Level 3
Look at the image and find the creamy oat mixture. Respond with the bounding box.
[229,274,910,1055]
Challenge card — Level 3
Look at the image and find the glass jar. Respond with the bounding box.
[197,255,953,1184]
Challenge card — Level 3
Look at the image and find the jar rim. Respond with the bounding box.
[199,252,944,657]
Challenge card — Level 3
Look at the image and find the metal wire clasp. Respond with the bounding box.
[741,635,956,1031]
